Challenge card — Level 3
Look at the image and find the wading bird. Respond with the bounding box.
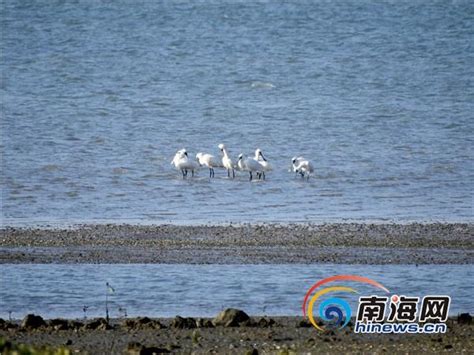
[171,149,199,178]
[291,156,314,180]
[218,143,235,178]
[254,148,272,180]
[196,152,222,178]
[238,153,264,181]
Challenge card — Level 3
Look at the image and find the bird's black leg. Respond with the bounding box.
[232,169,235,179]
[227,169,230,178]
[249,172,252,181]
[209,168,212,178]
[262,172,266,180]
[192,169,194,177]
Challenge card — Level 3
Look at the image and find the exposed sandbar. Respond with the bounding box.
[1,223,472,264]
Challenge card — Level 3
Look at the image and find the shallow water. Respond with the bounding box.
[1,1,473,226]
[0,264,472,319]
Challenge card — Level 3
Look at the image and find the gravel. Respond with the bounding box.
[1,223,472,264]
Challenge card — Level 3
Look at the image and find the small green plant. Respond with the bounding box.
[191,329,201,345]
[0,337,71,355]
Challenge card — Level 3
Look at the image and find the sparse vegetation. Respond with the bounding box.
[0,337,70,355]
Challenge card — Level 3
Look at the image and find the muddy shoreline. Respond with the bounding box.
[1,223,472,264]
[1,313,472,354]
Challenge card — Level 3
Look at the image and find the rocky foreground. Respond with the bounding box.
[1,223,473,264]
[1,310,473,354]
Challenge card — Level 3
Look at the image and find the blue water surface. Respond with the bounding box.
[0,264,472,319]
[1,1,473,225]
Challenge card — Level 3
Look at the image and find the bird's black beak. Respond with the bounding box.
[260,152,267,161]
[184,152,188,157]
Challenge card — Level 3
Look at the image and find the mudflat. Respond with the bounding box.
[0,223,472,264]
[1,315,472,354]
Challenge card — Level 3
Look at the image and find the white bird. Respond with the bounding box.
[218,143,235,178]
[238,153,264,181]
[171,149,199,178]
[171,149,186,167]
[254,148,272,180]
[196,152,222,178]
[291,156,305,177]
[291,156,314,180]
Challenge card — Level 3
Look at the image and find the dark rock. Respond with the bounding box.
[49,318,70,330]
[240,318,257,327]
[196,318,214,328]
[137,317,152,324]
[84,318,111,330]
[123,318,164,330]
[244,349,259,355]
[127,341,142,350]
[2,322,18,330]
[65,339,73,346]
[457,313,472,324]
[127,342,143,355]
[126,342,170,354]
[258,317,276,327]
[123,319,137,329]
[273,336,294,342]
[98,322,112,330]
[445,344,453,349]
[298,319,312,328]
[155,320,166,329]
[171,316,197,329]
[68,320,83,329]
[213,308,250,327]
[140,347,170,354]
[21,314,46,329]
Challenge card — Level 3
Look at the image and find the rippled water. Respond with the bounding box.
[2,1,473,225]
[0,264,472,319]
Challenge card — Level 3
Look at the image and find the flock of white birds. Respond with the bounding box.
[171,143,314,181]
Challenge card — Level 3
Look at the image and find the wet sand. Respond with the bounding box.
[0,223,472,264]
[1,315,472,354]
